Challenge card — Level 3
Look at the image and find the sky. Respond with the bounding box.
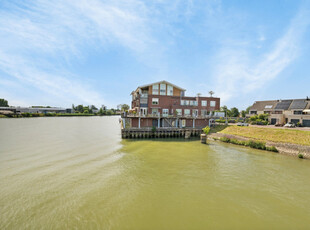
[0,0,310,110]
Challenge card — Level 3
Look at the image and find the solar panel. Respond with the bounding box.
[274,100,292,110]
[290,100,307,110]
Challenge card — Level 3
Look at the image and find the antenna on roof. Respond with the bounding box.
[209,91,214,97]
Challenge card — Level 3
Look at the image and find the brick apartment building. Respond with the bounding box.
[124,80,220,128]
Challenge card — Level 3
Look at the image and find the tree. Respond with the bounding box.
[208,91,214,97]
[120,104,129,111]
[220,105,229,117]
[241,110,246,118]
[75,105,84,113]
[245,106,251,115]
[0,98,9,107]
[230,107,240,117]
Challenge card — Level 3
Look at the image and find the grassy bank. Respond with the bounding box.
[216,125,310,146]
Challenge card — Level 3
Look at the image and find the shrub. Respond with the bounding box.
[298,154,304,159]
[202,126,210,135]
[247,140,266,150]
[151,126,156,133]
[0,114,7,118]
[220,137,230,143]
[266,146,278,152]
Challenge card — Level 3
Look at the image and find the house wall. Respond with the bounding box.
[147,95,220,115]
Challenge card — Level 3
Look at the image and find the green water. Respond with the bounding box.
[0,116,310,230]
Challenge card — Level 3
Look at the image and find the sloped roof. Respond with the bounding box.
[138,80,186,91]
[250,100,278,111]
[274,100,292,110]
[289,99,308,110]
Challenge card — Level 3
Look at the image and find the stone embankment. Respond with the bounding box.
[209,133,310,159]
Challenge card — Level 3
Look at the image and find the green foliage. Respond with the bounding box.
[0,98,9,107]
[220,137,231,143]
[152,126,156,133]
[218,137,278,152]
[215,119,226,123]
[230,107,240,117]
[266,146,278,152]
[249,114,269,125]
[241,110,246,118]
[202,126,210,135]
[0,114,7,118]
[298,154,304,159]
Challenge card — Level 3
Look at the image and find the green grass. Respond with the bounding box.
[218,126,310,146]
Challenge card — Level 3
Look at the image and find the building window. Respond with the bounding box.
[162,109,169,117]
[265,105,273,109]
[152,108,158,115]
[160,83,166,95]
[181,100,185,106]
[192,109,198,117]
[182,119,186,127]
[193,101,198,106]
[184,109,190,115]
[176,109,182,115]
[190,101,194,106]
[250,111,257,114]
[152,84,159,95]
[152,98,159,105]
[185,100,190,106]
[201,110,207,116]
[294,110,303,115]
[167,85,173,96]
[201,100,207,106]
[210,101,216,107]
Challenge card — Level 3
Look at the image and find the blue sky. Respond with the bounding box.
[0,0,310,110]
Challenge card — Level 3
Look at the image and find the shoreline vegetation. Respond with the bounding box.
[209,125,310,159]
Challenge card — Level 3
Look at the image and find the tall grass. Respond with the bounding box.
[219,137,278,152]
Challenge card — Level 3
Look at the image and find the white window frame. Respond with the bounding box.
[182,119,186,127]
[176,109,182,115]
[152,84,159,95]
[167,85,173,96]
[201,100,207,106]
[181,100,185,106]
[192,109,198,117]
[184,109,190,115]
[201,110,207,116]
[162,109,169,117]
[160,83,166,95]
[152,98,159,105]
[210,101,216,107]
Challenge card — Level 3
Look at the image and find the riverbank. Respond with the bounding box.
[209,125,310,159]
[0,113,120,118]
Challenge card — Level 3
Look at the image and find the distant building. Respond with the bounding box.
[123,80,220,128]
[248,98,310,126]
[0,106,73,114]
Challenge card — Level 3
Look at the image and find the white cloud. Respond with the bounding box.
[212,5,310,105]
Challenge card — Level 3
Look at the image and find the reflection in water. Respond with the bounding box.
[0,116,310,229]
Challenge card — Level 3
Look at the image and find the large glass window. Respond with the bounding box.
[201,110,207,116]
[176,109,182,115]
[181,100,185,106]
[210,101,216,107]
[201,100,207,106]
[152,98,159,105]
[160,83,166,95]
[167,85,173,96]
[162,109,169,117]
[152,84,159,95]
[184,109,190,115]
[192,109,198,117]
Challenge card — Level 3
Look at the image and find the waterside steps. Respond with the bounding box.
[121,128,203,139]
